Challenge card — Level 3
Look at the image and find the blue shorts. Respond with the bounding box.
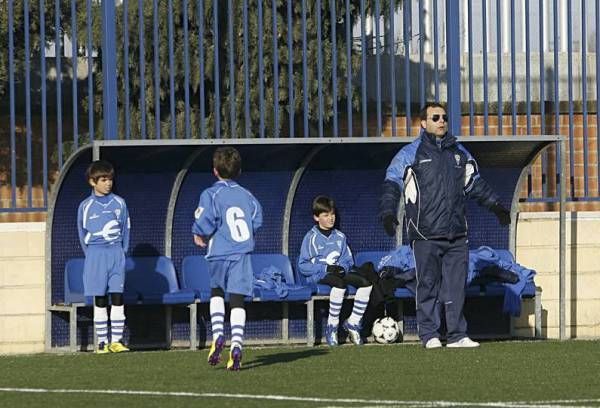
[209,255,253,297]
[84,245,126,297]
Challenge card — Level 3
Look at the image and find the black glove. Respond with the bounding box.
[490,202,511,226]
[382,214,399,237]
[481,265,519,284]
[326,265,345,276]
[379,266,400,280]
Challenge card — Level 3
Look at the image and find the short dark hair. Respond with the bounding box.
[86,160,114,182]
[419,102,447,121]
[312,195,335,217]
[213,146,241,179]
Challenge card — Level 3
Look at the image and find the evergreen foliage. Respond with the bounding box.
[1,0,399,140]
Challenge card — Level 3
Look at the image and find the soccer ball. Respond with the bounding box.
[371,316,401,344]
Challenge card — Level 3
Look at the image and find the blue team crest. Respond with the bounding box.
[114,209,121,218]
[454,154,461,166]
[194,207,204,219]
[93,220,120,241]
[323,251,340,265]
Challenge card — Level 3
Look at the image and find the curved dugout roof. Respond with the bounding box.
[46,136,561,305]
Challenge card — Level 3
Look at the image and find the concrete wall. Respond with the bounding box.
[0,222,45,354]
[1,214,599,354]
[514,212,600,339]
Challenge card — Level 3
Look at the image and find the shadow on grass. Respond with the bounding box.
[244,348,329,369]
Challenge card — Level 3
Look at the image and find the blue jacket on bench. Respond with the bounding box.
[354,248,536,316]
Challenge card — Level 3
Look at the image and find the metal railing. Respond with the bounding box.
[1,0,599,213]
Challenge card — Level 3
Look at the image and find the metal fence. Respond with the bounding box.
[1,0,599,213]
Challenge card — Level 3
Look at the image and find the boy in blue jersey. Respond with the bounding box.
[77,160,130,354]
[298,196,373,346]
[192,146,263,371]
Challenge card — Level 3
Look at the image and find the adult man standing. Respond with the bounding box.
[379,102,511,348]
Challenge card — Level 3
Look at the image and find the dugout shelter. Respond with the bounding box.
[45,136,562,351]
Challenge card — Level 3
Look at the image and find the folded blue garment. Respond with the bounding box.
[254,265,289,298]
[377,245,536,316]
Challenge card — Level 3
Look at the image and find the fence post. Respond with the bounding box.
[102,0,118,140]
[445,0,461,135]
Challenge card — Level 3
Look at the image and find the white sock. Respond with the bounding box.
[348,286,372,326]
[110,305,126,343]
[210,296,225,341]
[230,307,246,350]
[327,287,346,327]
[94,306,109,345]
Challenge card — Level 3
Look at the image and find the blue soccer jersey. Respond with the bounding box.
[192,180,263,260]
[297,226,354,284]
[77,192,130,254]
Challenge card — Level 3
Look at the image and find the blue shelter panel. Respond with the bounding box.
[288,143,401,268]
[50,312,70,348]
[51,151,93,304]
[171,170,215,278]
[171,144,313,274]
[99,146,190,256]
[465,167,520,249]
[47,138,555,349]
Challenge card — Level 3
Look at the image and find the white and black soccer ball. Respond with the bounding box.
[371,316,401,344]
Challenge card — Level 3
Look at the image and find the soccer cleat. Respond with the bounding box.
[447,337,480,348]
[425,337,443,349]
[207,335,226,366]
[108,341,130,353]
[325,325,338,346]
[226,346,242,371]
[95,341,109,354]
[342,319,363,345]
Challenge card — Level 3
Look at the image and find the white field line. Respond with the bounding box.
[0,387,597,408]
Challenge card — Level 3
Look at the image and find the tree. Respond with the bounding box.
[1,0,399,142]
[110,0,397,139]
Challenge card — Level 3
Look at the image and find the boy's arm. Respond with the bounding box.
[337,235,354,271]
[251,195,263,232]
[297,233,327,282]
[120,203,131,254]
[192,190,217,238]
[76,202,87,255]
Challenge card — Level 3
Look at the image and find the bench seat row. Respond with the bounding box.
[48,252,540,351]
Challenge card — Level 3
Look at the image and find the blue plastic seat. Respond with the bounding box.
[57,255,193,351]
[64,258,92,305]
[124,256,194,305]
[251,254,312,301]
[181,255,212,302]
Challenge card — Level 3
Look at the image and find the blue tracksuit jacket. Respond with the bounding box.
[380,131,499,241]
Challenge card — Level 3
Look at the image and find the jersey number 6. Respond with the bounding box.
[225,207,251,242]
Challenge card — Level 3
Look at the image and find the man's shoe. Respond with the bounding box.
[226,346,242,371]
[95,341,109,354]
[447,337,480,348]
[324,325,338,346]
[342,319,363,345]
[425,337,443,349]
[207,335,226,366]
[108,341,130,353]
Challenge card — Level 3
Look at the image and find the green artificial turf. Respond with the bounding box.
[1,340,599,407]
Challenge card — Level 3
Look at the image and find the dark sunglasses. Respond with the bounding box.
[430,114,448,122]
